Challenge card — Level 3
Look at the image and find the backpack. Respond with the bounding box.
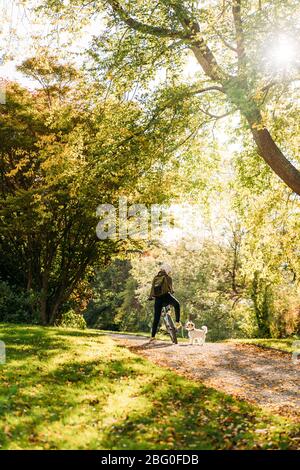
[152,273,169,297]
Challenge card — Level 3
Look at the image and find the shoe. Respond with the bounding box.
[175,321,182,330]
[148,337,156,343]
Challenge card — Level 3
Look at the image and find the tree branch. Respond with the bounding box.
[107,1,226,81]
[168,1,226,81]
[232,0,246,69]
[192,85,225,95]
[105,0,300,195]
[106,0,188,39]
[199,107,234,120]
[212,26,238,53]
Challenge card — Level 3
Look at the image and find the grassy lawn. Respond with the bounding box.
[229,337,300,354]
[0,323,299,450]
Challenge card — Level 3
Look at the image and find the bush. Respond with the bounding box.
[0,281,38,324]
[56,310,87,330]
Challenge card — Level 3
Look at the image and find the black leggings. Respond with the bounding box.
[151,293,180,338]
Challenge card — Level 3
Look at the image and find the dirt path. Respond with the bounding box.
[110,334,300,420]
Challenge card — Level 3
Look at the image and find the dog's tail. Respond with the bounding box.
[202,326,208,334]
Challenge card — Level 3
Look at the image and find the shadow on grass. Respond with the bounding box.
[98,370,299,450]
[0,324,104,361]
[0,351,148,449]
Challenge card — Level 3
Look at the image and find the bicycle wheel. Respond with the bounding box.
[163,312,178,344]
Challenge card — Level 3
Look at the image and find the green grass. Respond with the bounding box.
[0,324,299,450]
[228,337,300,354]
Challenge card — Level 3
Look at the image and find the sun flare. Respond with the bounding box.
[269,36,297,69]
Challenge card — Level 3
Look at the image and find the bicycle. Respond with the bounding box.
[161,305,178,344]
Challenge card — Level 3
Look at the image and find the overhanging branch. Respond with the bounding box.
[106,0,188,39]
[192,85,225,95]
[168,1,226,81]
[232,0,246,69]
[199,107,234,120]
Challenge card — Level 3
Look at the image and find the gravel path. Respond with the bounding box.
[110,334,300,420]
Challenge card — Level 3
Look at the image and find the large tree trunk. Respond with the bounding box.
[250,126,300,194]
[49,298,63,326]
[192,31,300,196]
[40,270,49,325]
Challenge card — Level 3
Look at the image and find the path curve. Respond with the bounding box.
[110,334,300,420]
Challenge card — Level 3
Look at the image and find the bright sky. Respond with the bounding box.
[0,0,219,88]
[0,0,105,87]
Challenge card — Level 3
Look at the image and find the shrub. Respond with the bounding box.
[0,281,38,324]
[56,309,87,330]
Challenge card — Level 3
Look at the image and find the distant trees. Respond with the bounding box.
[91,230,299,339]
[84,259,132,330]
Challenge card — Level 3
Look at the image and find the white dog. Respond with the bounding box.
[185,321,208,346]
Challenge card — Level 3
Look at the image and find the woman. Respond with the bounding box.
[148,263,181,343]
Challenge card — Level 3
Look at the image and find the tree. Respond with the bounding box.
[84,259,131,330]
[47,0,300,195]
[0,53,207,324]
[17,51,79,107]
[107,0,300,194]
[0,79,120,324]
